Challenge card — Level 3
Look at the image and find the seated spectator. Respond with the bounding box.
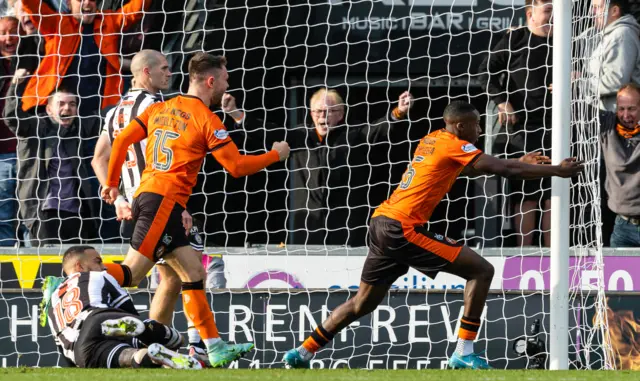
[588,0,640,112]
[4,71,100,246]
[21,0,150,116]
[600,84,640,247]
[0,16,19,247]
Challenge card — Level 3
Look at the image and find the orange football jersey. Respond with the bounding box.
[134,95,232,207]
[373,129,482,226]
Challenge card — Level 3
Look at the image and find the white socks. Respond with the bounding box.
[455,339,474,356]
[187,327,201,345]
[297,346,313,361]
[203,337,223,350]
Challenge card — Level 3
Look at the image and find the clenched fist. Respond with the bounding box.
[272,141,290,161]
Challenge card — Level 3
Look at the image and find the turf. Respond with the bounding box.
[1,368,636,381]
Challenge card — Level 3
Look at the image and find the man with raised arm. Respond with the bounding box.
[21,0,150,115]
[283,101,583,370]
[101,52,289,367]
[91,49,211,363]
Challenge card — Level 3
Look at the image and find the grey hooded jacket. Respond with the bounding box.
[588,14,640,111]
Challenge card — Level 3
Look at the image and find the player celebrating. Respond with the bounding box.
[101,52,290,367]
[283,101,583,369]
[39,246,200,369]
[91,49,208,362]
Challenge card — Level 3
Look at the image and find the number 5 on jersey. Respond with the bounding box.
[399,163,416,190]
[153,129,181,171]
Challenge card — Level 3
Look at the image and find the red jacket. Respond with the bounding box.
[21,0,150,112]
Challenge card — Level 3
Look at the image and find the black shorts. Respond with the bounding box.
[121,218,205,253]
[74,310,134,368]
[361,216,463,286]
[131,192,191,262]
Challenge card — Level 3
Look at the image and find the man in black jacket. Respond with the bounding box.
[223,88,414,246]
[478,0,553,247]
[4,73,100,246]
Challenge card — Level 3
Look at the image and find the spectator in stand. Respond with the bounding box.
[12,0,44,83]
[0,16,19,247]
[599,84,640,247]
[588,0,640,112]
[223,88,414,246]
[478,0,553,247]
[4,71,100,246]
[21,0,150,116]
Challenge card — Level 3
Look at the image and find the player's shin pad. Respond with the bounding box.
[182,281,219,339]
[136,319,183,350]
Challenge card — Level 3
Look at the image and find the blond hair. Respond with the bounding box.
[309,88,344,110]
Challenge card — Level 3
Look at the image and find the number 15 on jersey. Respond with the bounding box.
[152,129,181,171]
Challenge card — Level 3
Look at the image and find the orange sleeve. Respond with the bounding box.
[23,0,61,35]
[212,141,280,178]
[115,0,152,30]
[135,106,153,132]
[448,141,482,166]
[203,114,233,150]
[105,120,148,187]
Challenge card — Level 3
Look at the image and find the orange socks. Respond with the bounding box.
[104,263,132,287]
[182,282,219,340]
[301,326,334,354]
[459,316,481,341]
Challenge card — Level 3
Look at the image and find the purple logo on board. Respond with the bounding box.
[502,256,640,291]
[244,270,305,289]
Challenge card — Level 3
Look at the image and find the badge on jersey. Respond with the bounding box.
[461,143,478,153]
[214,129,229,140]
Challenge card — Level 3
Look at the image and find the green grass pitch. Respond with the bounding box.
[2,368,637,381]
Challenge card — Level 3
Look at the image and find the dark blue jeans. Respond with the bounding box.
[0,153,17,246]
[611,215,640,248]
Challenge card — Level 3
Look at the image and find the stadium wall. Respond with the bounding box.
[1,289,561,369]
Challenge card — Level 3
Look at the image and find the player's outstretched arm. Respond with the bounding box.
[212,140,288,178]
[471,153,584,180]
[102,121,147,204]
[462,151,551,177]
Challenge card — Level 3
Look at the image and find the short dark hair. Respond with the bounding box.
[48,87,77,104]
[609,0,630,15]
[188,53,227,82]
[443,101,477,123]
[62,245,95,274]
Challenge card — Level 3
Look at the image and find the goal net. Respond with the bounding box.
[0,0,616,370]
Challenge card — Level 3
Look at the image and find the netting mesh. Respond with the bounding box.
[0,0,613,370]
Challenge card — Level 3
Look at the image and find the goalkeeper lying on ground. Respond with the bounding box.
[39,245,201,369]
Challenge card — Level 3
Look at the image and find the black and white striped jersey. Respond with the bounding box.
[47,271,137,364]
[102,89,160,202]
